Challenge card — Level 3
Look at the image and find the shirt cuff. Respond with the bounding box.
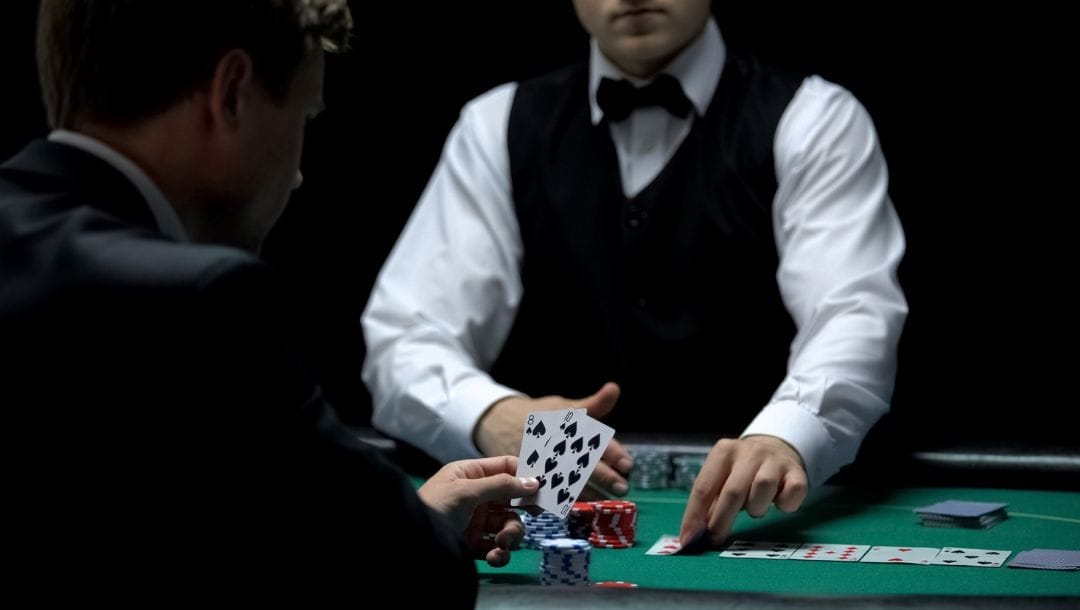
[436,375,523,462]
[740,400,836,486]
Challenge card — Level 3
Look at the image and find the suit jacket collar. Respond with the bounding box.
[2,138,160,233]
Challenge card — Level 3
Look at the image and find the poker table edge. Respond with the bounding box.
[476,585,1080,610]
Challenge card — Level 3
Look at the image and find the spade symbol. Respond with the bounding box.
[545,456,558,473]
[587,434,601,450]
[570,437,584,453]
[557,489,571,504]
[552,439,566,456]
[576,453,589,469]
[526,449,540,467]
[536,474,547,489]
[562,421,578,438]
[550,472,565,489]
[530,421,547,438]
[568,470,581,486]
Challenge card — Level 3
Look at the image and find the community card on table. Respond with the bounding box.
[719,540,801,559]
[513,409,615,518]
[646,535,684,556]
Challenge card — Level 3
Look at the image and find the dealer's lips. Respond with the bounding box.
[614,6,665,20]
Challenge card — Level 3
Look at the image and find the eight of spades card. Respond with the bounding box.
[511,409,575,508]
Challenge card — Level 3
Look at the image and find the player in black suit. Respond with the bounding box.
[0,1,535,601]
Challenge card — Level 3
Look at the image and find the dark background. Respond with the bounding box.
[3,3,1076,466]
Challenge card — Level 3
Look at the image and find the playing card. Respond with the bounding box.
[789,543,870,562]
[511,409,575,507]
[522,409,573,470]
[645,534,683,556]
[1008,549,1080,571]
[931,547,1011,568]
[531,410,615,517]
[917,513,1007,529]
[860,546,939,565]
[914,500,1008,518]
[914,499,1009,529]
[719,540,801,559]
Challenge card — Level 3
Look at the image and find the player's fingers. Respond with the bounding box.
[590,461,629,496]
[494,520,522,548]
[581,381,621,420]
[482,508,523,537]
[773,468,809,513]
[679,440,736,544]
[602,438,634,475]
[494,516,525,551]
[463,472,540,505]
[485,547,512,568]
[705,472,753,546]
[464,455,521,478]
[744,462,783,518]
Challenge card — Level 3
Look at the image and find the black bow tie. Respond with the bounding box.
[596,74,693,122]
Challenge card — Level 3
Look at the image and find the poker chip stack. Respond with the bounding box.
[628,448,671,489]
[672,453,707,490]
[539,538,591,586]
[589,500,637,549]
[914,500,1009,529]
[523,511,570,549]
[568,502,595,540]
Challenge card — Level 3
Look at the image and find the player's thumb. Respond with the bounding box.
[467,473,540,504]
[582,381,620,420]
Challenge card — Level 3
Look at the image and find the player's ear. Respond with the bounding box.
[206,49,255,131]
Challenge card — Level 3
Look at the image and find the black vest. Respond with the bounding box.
[492,59,803,436]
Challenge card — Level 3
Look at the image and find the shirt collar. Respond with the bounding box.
[48,130,188,242]
[588,17,726,125]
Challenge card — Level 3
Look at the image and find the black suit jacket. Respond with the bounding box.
[0,139,476,602]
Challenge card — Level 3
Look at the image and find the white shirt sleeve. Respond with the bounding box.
[741,76,909,485]
[361,83,526,462]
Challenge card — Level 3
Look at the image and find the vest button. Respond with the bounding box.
[627,218,641,228]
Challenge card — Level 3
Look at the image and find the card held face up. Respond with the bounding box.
[513,408,615,518]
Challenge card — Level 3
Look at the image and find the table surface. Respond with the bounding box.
[476,485,1080,607]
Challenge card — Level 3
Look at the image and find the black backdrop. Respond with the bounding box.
[3,3,1077,458]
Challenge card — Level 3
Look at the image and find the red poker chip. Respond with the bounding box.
[589,541,634,549]
[593,500,636,511]
[595,515,635,523]
[594,581,639,588]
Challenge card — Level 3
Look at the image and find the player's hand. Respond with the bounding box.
[679,435,808,548]
[473,382,633,496]
[417,456,539,567]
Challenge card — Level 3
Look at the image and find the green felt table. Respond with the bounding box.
[477,485,1080,605]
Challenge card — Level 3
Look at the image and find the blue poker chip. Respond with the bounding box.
[540,538,591,551]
